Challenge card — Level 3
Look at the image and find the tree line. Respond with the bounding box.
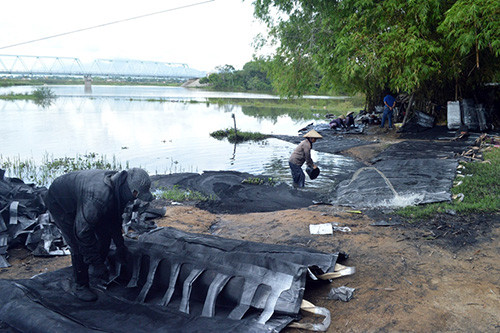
[248,0,499,122]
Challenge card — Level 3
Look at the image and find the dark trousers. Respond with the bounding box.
[46,195,110,286]
[289,162,305,187]
[381,107,393,128]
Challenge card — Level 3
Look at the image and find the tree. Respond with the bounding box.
[205,59,273,92]
[251,0,500,116]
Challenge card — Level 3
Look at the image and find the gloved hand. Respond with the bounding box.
[115,246,129,264]
[90,263,109,281]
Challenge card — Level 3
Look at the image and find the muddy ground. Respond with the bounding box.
[1,126,499,332]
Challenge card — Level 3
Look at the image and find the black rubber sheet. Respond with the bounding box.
[151,171,321,214]
[0,227,345,332]
[332,139,475,208]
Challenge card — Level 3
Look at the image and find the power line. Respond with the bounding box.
[0,0,215,50]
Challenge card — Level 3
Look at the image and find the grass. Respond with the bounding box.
[0,152,127,187]
[396,147,500,220]
[210,128,269,143]
[242,176,277,186]
[156,185,214,202]
[0,87,56,107]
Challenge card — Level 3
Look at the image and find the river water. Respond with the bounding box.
[0,85,361,191]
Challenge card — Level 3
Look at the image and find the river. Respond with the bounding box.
[0,85,361,190]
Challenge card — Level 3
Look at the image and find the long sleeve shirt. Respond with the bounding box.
[47,170,130,265]
[289,139,314,168]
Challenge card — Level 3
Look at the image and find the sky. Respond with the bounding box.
[0,0,272,72]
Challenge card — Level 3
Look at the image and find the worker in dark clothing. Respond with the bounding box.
[329,115,346,129]
[289,130,323,188]
[381,94,396,129]
[345,112,355,127]
[45,168,153,302]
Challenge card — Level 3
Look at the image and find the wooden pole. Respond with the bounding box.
[232,113,238,137]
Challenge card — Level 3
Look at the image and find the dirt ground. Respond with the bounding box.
[1,126,499,332]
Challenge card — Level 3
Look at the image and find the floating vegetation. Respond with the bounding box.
[242,177,276,186]
[210,128,269,143]
[32,87,56,107]
[156,185,214,202]
[0,87,56,108]
[0,152,128,187]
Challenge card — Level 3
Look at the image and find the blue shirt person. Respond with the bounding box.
[381,94,396,129]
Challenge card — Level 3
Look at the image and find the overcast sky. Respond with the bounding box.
[0,0,271,72]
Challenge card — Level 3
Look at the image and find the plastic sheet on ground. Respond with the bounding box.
[151,171,322,214]
[332,140,473,208]
[327,286,355,302]
[0,227,351,332]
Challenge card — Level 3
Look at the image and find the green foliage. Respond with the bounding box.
[207,95,364,121]
[242,177,276,186]
[205,58,273,92]
[32,87,56,107]
[0,152,126,187]
[0,87,56,107]
[157,185,213,202]
[251,0,500,104]
[396,147,500,220]
[210,128,269,143]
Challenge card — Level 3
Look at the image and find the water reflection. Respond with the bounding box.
[0,85,362,193]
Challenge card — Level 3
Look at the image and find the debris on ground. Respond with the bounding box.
[327,286,356,302]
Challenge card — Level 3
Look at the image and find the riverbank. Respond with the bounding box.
[1,126,498,332]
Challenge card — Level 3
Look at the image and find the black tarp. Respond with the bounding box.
[0,227,347,332]
[332,139,476,208]
[150,171,322,214]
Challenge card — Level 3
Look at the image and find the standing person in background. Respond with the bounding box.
[45,168,153,302]
[381,94,396,129]
[289,130,323,188]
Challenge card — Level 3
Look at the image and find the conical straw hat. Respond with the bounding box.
[303,129,323,139]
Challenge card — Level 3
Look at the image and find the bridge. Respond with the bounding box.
[0,54,206,80]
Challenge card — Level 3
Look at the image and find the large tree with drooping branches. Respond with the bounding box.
[251,0,500,121]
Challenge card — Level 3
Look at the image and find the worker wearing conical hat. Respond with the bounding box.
[288,130,323,188]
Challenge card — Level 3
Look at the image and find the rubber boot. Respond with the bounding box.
[72,283,98,302]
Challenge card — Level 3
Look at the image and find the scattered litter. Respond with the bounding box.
[310,222,334,235]
[445,209,457,216]
[346,210,362,214]
[309,222,351,234]
[452,193,465,202]
[372,287,396,291]
[370,220,401,227]
[317,263,356,280]
[333,226,351,233]
[327,286,356,302]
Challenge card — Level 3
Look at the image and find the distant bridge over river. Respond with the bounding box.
[0,54,206,80]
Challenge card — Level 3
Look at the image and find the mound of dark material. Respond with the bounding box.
[0,170,59,267]
[333,139,475,208]
[151,171,322,214]
[0,227,348,332]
